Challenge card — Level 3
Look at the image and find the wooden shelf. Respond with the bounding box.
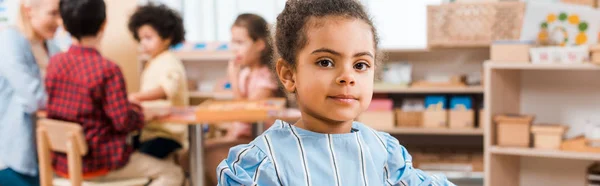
[425,171,484,180]
[486,61,600,70]
[489,146,600,161]
[383,127,483,136]
[374,85,483,94]
[174,51,232,61]
[189,91,234,99]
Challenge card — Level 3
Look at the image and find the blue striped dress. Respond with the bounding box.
[217,120,455,186]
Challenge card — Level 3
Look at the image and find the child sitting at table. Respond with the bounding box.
[127,3,189,160]
[216,0,455,185]
[45,0,182,185]
[224,13,282,140]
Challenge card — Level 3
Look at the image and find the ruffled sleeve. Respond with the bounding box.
[383,133,456,186]
[217,144,281,186]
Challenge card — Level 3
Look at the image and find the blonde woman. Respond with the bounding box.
[0,0,61,185]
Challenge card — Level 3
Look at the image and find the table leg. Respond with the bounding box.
[188,125,205,186]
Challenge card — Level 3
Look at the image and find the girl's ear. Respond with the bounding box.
[275,58,296,93]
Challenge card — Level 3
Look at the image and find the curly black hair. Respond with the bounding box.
[233,13,273,66]
[275,0,380,69]
[128,3,185,46]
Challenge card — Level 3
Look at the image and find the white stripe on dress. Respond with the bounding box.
[327,134,341,186]
[289,123,311,186]
[355,133,368,186]
[232,145,254,174]
[263,135,284,186]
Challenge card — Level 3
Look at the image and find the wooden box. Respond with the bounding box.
[195,98,286,123]
[494,114,534,147]
[449,110,475,128]
[531,125,568,150]
[561,0,596,7]
[395,109,423,127]
[491,43,531,62]
[357,111,395,130]
[591,45,600,64]
[479,109,486,127]
[423,110,448,128]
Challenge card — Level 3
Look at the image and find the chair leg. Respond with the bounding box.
[67,135,83,186]
[36,128,53,186]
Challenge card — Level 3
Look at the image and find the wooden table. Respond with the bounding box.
[38,100,301,186]
[158,106,300,186]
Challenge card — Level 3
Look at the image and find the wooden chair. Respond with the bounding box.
[36,118,149,186]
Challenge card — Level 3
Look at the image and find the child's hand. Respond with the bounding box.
[128,93,141,105]
[227,59,241,77]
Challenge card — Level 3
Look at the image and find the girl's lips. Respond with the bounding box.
[327,95,359,104]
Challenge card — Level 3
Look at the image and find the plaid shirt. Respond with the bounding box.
[45,45,144,174]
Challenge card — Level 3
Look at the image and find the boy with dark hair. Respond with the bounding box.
[45,0,183,185]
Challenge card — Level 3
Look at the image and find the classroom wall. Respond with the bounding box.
[100,0,140,92]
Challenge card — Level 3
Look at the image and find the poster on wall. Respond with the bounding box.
[520,2,600,46]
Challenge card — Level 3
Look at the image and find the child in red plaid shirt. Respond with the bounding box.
[45,0,183,185]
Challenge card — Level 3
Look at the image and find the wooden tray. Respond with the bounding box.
[561,136,600,153]
[195,98,286,123]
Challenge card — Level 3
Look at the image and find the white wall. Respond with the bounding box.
[182,0,443,50]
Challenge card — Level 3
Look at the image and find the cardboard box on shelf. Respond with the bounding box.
[423,110,448,128]
[494,114,535,147]
[531,124,569,150]
[395,109,423,127]
[357,111,395,130]
[449,110,475,128]
[479,109,486,127]
[491,42,531,62]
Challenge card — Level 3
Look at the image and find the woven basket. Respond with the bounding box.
[428,2,526,48]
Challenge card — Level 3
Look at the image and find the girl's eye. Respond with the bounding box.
[317,59,334,68]
[354,62,370,71]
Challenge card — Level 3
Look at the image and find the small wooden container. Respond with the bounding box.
[357,111,395,130]
[531,125,568,150]
[491,42,532,62]
[591,45,600,64]
[423,110,448,128]
[449,110,475,128]
[395,109,423,127]
[561,0,596,7]
[494,114,534,147]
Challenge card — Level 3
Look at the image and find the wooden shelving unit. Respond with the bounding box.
[374,85,483,94]
[174,51,232,62]
[384,127,483,136]
[489,146,600,161]
[484,61,600,186]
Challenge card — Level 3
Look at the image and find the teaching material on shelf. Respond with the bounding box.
[531,124,568,150]
[395,109,423,128]
[489,146,600,161]
[383,127,483,135]
[490,41,532,62]
[585,119,600,147]
[423,96,448,128]
[561,136,600,153]
[530,46,589,64]
[411,80,466,88]
[449,96,474,129]
[494,114,534,147]
[588,163,600,186]
[521,2,600,46]
[427,2,525,47]
[357,111,395,130]
[367,99,393,111]
[561,0,597,7]
[382,62,411,84]
[486,60,600,70]
[174,50,232,62]
[373,84,483,93]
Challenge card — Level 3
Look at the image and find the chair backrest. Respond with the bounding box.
[37,118,88,186]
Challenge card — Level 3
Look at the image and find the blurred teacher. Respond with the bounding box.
[0,0,61,185]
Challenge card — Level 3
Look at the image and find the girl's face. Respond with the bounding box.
[231,26,264,66]
[137,24,171,58]
[283,17,375,123]
[27,0,61,40]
